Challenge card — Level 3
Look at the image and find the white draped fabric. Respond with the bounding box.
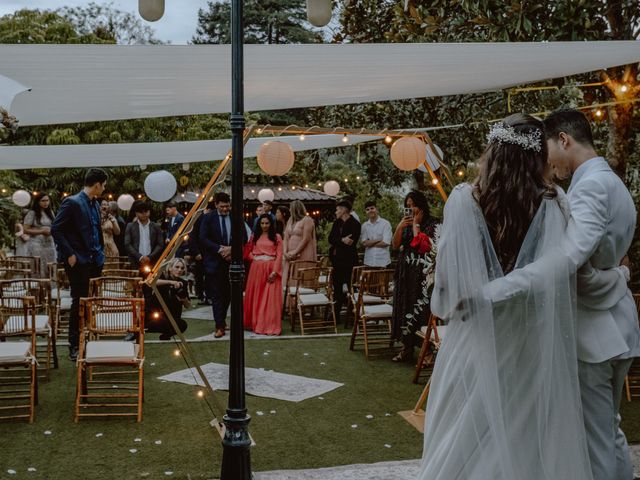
[0,134,379,169]
[1,41,639,126]
[422,184,592,480]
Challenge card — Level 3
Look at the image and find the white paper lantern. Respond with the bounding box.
[418,144,444,173]
[138,0,164,21]
[390,137,426,171]
[117,194,135,211]
[257,141,295,176]
[12,189,30,207]
[323,180,340,196]
[257,188,275,203]
[307,0,332,27]
[144,170,177,202]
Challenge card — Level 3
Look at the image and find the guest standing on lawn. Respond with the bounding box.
[23,192,57,276]
[243,214,283,335]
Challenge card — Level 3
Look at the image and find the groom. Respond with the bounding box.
[485,109,640,480]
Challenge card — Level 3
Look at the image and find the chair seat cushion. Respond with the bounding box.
[289,287,315,295]
[362,304,393,318]
[352,292,385,304]
[60,297,72,310]
[298,293,330,306]
[318,275,328,284]
[3,314,50,334]
[85,341,140,363]
[51,288,71,299]
[0,342,32,363]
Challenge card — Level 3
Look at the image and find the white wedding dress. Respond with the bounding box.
[419,184,593,480]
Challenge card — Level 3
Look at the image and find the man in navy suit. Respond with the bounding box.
[163,201,185,257]
[199,192,241,338]
[51,168,107,360]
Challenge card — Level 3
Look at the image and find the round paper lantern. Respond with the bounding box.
[257,141,295,176]
[12,190,31,207]
[390,137,426,171]
[307,0,332,27]
[138,0,164,21]
[418,144,444,173]
[144,170,177,202]
[257,188,275,203]
[117,194,135,211]
[323,180,340,196]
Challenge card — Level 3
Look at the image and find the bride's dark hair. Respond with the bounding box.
[474,113,553,273]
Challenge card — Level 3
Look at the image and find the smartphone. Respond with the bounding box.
[403,207,414,219]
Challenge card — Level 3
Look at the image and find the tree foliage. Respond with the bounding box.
[193,0,323,44]
[0,9,105,44]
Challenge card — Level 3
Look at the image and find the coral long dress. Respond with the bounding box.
[243,234,283,335]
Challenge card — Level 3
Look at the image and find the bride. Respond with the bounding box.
[419,113,597,479]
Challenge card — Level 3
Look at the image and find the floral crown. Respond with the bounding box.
[486,122,542,152]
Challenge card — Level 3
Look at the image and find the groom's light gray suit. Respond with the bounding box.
[485,156,639,480]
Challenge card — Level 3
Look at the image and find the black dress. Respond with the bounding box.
[391,219,436,343]
[144,277,188,337]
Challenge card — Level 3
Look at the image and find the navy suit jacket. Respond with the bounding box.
[165,213,184,241]
[199,211,247,274]
[51,191,104,266]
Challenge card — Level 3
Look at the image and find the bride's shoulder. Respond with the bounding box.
[544,184,570,219]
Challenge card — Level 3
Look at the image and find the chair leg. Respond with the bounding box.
[330,304,337,334]
[362,318,370,359]
[625,375,631,402]
[413,337,430,384]
[137,368,144,422]
[74,363,85,423]
[349,314,359,351]
[298,304,305,336]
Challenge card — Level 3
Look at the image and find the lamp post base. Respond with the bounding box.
[220,410,252,479]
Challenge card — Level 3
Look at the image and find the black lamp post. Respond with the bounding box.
[220,0,252,478]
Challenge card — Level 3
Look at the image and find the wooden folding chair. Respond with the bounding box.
[102,268,142,278]
[413,314,447,383]
[89,277,143,299]
[0,279,58,379]
[283,260,319,327]
[0,296,38,423]
[348,266,386,322]
[75,297,145,422]
[0,266,31,280]
[295,266,337,335]
[349,269,394,358]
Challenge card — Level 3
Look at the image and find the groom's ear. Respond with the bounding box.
[558,132,570,149]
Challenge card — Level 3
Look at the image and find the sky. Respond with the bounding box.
[0,0,211,44]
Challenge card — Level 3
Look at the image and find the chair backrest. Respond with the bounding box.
[358,269,394,300]
[0,267,31,280]
[287,260,319,289]
[318,255,331,269]
[296,267,331,293]
[0,296,37,335]
[0,279,51,311]
[80,297,145,337]
[102,261,122,271]
[10,256,40,277]
[89,277,143,298]
[102,269,142,278]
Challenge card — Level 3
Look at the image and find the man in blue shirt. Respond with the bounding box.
[51,168,107,360]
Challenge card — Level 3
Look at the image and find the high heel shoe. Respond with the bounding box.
[392,348,412,363]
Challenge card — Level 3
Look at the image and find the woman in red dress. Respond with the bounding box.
[243,214,283,335]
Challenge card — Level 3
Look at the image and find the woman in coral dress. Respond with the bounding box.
[243,214,283,335]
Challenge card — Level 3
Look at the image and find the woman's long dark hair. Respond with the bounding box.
[276,205,290,236]
[404,190,436,236]
[30,193,54,224]
[474,113,553,273]
[252,213,277,245]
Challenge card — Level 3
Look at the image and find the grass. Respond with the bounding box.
[0,336,425,479]
[2,333,640,479]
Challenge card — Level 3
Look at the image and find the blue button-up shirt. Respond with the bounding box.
[80,191,105,266]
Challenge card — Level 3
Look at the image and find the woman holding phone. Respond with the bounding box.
[391,190,437,362]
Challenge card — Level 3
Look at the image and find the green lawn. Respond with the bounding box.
[2,334,640,479]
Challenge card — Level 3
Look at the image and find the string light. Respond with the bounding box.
[183,234,189,241]
[32,191,38,195]
[299,134,305,141]
[256,128,263,134]
[152,311,161,320]
[250,189,255,193]
[384,135,393,144]
[137,194,143,199]
[317,183,322,186]
[278,187,282,191]
[342,134,349,143]
[305,184,309,188]
[344,178,348,183]
[197,390,205,398]
[180,193,185,198]
[356,176,360,180]
[173,349,181,357]
[107,194,113,200]
[292,186,296,190]
[63,193,68,197]
[595,109,603,118]
[143,265,151,273]
[456,170,464,178]
[1,189,6,193]
[431,178,440,185]
[620,84,629,93]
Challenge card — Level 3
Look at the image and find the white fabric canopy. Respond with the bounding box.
[0,74,29,112]
[2,42,639,126]
[0,134,379,169]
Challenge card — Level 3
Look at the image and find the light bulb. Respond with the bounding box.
[173,349,180,357]
[431,178,439,185]
[621,84,629,93]
[256,128,263,134]
[342,135,349,143]
[595,109,603,118]
[299,134,306,141]
[152,312,160,319]
[305,184,309,188]
[197,390,204,398]
[344,178,348,183]
[384,135,393,144]
[143,265,151,273]
[356,176,360,180]
[32,191,38,195]
[292,186,296,190]
[457,170,464,177]
[1,189,6,193]
[183,234,189,241]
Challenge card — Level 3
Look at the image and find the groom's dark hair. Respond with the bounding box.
[543,109,594,148]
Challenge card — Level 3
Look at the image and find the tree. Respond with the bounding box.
[193,0,323,44]
[58,2,162,45]
[0,9,104,44]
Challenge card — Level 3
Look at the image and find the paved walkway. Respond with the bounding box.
[254,446,640,479]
